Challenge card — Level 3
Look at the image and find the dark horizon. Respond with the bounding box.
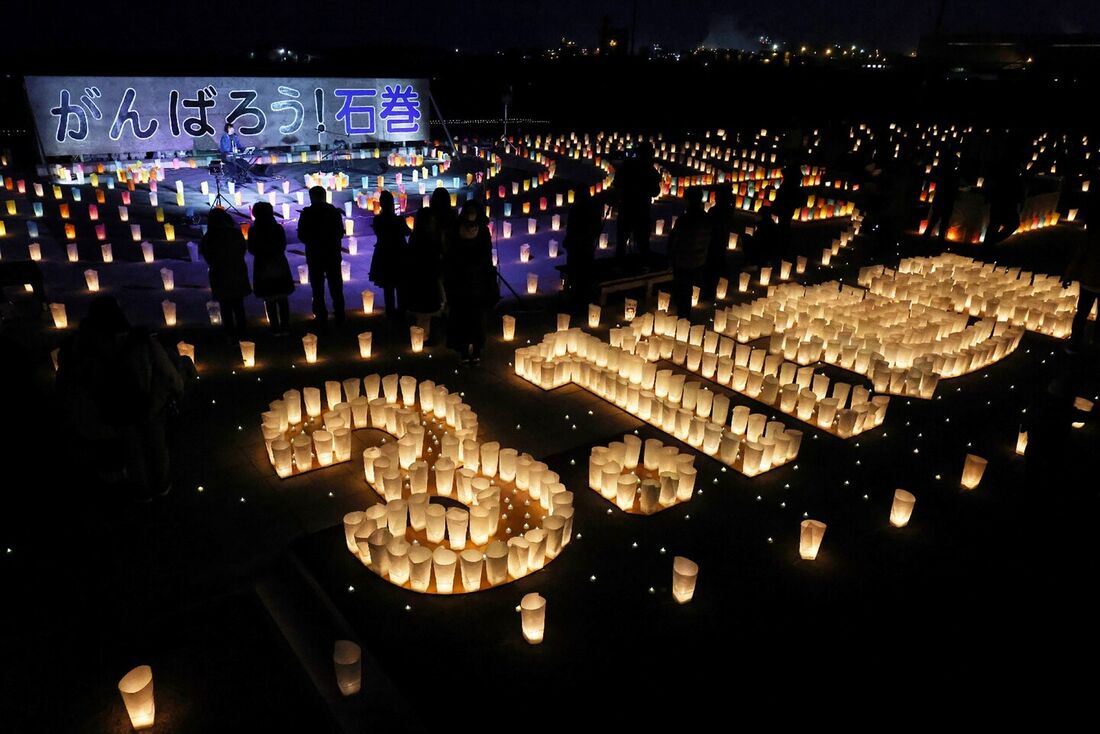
[4,0,1099,64]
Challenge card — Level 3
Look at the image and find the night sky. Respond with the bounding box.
[6,0,1100,61]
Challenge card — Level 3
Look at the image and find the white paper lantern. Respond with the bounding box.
[799,519,826,560]
[520,592,546,644]
[333,640,362,696]
[889,489,916,528]
[118,665,155,730]
[672,556,699,603]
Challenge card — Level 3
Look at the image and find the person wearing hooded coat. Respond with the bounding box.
[247,201,294,335]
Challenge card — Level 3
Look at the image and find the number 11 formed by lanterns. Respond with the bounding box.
[259,373,574,595]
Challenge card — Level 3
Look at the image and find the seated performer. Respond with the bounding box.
[219,123,253,183]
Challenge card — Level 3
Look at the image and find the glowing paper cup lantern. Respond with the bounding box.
[587,303,601,328]
[118,665,155,730]
[526,273,538,294]
[358,332,373,358]
[49,303,68,329]
[502,315,516,341]
[520,592,546,644]
[889,489,916,528]
[333,640,362,696]
[799,519,826,560]
[161,300,177,326]
[302,333,319,364]
[361,289,375,314]
[240,341,256,368]
[410,326,425,353]
[960,454,988,490]
[672,556,699,603]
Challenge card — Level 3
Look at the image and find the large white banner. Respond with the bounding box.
[25,76,431,157]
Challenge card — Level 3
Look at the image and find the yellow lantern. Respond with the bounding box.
[358,332,373,359]
[333,640,362,696]
[960,454,987,489]
[49,303,68,329]
[302,333,319,364]
[117,665,155,730]
[889,489,916,528]
[520,592,546,644]
[588,304,601,328]
[672,556,699,603]
[240,340,256,368]
[799,519,826,560]
[502,315,516,341]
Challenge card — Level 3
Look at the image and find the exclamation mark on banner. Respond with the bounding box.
[315,88,326,133]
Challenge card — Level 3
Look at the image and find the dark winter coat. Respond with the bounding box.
[200,224,251,301]
[247,217,294,299]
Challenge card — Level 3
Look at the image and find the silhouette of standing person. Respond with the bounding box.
[924,162,961,243]
[668,187,712,317]
[59,296,183,500]
[247,202,294,336]
[772,164,803,261]
[200,207,251,342]
[370,190,410,320]
[986,160,1023,247]
[444,201,498,365]
[614,142,661,262]
[405,187,454,342]
[562,189,603,310]
[297,185,346,325]
[706,185,736,298]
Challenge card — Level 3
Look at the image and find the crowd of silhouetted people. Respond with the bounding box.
[197,185,499,365]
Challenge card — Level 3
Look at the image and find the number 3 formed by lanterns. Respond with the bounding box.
[260,374,574,594]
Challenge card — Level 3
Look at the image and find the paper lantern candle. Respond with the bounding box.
[361,289,375,314]
[302,333,319,364]
[960,454,987,489]
[118,665,155,730]
[84,269,100,292]
[502,315,516,341]
[588,304,601,328]
[520,592,546,644]
[410,326,425,353]
[799,519,826,560]
[240,341,256,368]
[358,332,373,359]
[889,489,916,528]
[672,556,699,603]
[49,303,68,329]
[333,640,362,696]
[527,273,538,294]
